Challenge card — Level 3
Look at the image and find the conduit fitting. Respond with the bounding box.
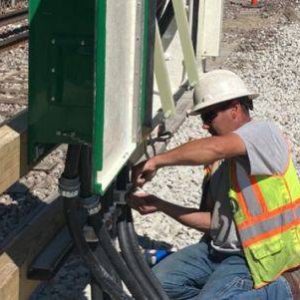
[81,196,101,216]
[59,177,80,198]
[114,190,127,206]
[114,183,134,206]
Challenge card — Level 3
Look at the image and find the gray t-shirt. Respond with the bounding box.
[209,120,289,253]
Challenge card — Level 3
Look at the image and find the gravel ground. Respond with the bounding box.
[2,0,300,298]
[0,43,27,122]
[0,1,28,14]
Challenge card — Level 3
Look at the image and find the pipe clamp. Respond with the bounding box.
[59,177,80,198]
[81,196,101,215]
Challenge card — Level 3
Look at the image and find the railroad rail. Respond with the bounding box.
[0,7,27,27]
[0,29,28,51]
[0,8,28,52]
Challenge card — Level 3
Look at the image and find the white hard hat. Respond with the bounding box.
[190,69,259,115]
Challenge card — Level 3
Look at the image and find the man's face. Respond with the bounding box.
[200,101,237,136]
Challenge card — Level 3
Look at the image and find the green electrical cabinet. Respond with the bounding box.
[28,0,156,194]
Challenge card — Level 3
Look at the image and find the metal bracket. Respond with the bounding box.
[81,195,101,216]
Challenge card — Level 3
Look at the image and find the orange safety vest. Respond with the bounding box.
[229,157,300,288]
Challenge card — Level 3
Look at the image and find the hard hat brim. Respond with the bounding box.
[188,92,259,116]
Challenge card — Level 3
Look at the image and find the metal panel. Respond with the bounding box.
[93,0,147,194]
[29,0,151,194]
[28,0,95,162]
[197,0,223,58]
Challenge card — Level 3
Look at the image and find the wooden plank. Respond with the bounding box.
[0,193,65,300]
[0,110,28,194]
[0,253,19,300]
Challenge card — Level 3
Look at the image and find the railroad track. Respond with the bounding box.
[0,8,28,52]
[0,8,28,27]
[0,29,28,52]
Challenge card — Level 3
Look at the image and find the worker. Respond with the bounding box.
[128,69,300,299]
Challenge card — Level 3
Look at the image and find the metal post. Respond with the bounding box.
[196,0,223,70]
[172,0,199,86]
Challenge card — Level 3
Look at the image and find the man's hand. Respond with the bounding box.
[127,191,161,215]
[132,158,157,187]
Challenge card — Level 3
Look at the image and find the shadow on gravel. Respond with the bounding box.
[0,181,65,299]
[0,182,47,244]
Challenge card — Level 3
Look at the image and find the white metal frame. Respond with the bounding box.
[154,0,224,118]
[197,0,224,59]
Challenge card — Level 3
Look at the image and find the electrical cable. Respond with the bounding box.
[62,145,132,300]
[90,213,148,300]
[117,207,158,300]
[115,166,169,299]
[126,207,169,300]
[64,198,131,300]
[80,146,147,300]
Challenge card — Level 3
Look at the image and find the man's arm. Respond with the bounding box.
[133,133,246,186]
[127,191,211,233]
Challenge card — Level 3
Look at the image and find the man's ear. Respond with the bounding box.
[231,101,239,119]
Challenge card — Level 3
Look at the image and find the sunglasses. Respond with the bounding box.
[200,102,233,124]
[200,110,218,124]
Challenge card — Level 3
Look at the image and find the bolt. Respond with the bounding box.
[51,39,56,45]
[81,40,85,46]
[51,96,55,101]
[51,68,55,73]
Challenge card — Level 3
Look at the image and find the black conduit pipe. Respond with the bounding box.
[117,208,158,300]
[80,145,119,298]
[89,213,147,300]
[79,145,92,199]
[115,167,169,300]
[80,146,147,300]
[63,144,81,179]
[62,145,132,300]
[125,207,169,300]
[91,279,105,300]
[64,198,131,300]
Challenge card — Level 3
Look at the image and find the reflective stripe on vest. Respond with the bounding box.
[239,201,300,247]
[229,157,300,288]
[232,162,266,217]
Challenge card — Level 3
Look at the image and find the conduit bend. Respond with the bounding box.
[80,146,146,300]
[117,205,169,300]
[61,145,132,300]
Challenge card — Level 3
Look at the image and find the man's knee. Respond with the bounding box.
[152,266,186,298]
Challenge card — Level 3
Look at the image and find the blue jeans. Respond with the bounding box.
[153,240,293,300]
